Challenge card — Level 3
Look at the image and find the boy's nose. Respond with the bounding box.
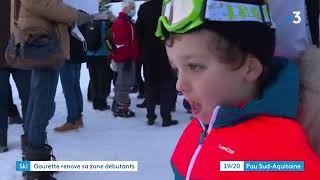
[176,75,190,94]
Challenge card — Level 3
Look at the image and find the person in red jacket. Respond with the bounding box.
[155,0,320,179]
[110,0,140,117]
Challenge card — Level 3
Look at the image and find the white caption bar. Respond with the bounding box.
[29,161,138,172]
[220,161,244,171]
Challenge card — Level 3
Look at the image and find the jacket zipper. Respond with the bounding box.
[185,106,221,180]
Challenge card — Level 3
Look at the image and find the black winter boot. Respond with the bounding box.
[0,135,8,153]
[162,119,179,127]
[130,85,139,94]
[111,100,117,112]
[21,134,28,160]
[112,101,135,118]
[24,145,56,180]
[136,100,147,108]
[146,114,157,126]
[137,92,145,99]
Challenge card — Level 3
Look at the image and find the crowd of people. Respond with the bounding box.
[0,0,320,179]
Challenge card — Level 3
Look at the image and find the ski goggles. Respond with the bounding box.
[155,0,275,39]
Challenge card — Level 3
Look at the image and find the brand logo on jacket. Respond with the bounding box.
[218,144,235,155]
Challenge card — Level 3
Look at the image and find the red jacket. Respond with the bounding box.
[110,12,140,63]
[171,117,320,180]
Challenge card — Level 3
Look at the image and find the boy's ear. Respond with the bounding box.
[243,55,263,82]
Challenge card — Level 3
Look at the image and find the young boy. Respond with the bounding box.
[156,0,320,179]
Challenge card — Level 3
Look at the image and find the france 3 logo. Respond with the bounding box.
[288,11,302,24]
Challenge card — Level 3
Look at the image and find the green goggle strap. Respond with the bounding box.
[156,0,274,40]
[155,0,205,39]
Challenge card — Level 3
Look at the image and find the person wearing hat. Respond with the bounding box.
[155,0,320,179]
[85,10,115,111]
[110,0,140,117]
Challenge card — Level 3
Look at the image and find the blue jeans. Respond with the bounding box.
[60,63,83,123]
[24,69,59,147]
[0,69,31,144]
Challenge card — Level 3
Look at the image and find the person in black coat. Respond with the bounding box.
[136,0,178,127]
[54,26,87,132]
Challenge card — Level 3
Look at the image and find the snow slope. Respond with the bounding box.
[0,65,191,180]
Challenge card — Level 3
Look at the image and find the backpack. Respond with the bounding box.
[104,20,116,52]
[85,20,102,52]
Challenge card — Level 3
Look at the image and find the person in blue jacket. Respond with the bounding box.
[86,11,115,111]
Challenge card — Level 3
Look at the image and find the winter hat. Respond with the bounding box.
[203,0,276,66]
[93,10,115,21]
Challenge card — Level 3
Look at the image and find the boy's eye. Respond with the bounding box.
[187,63,204,72]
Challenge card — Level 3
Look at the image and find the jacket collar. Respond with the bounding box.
[118,12,130,20]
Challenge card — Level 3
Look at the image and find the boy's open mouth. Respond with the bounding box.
[189,100,201,116]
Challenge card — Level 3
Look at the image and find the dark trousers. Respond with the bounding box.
[135,62,144,94]
[0,71,10,145]
[87,57,113,107]
[172,89,178,109]
[8,83,20,117]
[0,69,30,144]
[145,79,176,122]
[0,69,31,140]
[113,72,118,86]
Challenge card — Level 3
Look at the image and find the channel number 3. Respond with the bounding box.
[293,11,302,24]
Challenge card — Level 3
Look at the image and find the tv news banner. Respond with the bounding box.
[16,8,304,174]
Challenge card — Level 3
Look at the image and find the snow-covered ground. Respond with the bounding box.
[0,65,191,180]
